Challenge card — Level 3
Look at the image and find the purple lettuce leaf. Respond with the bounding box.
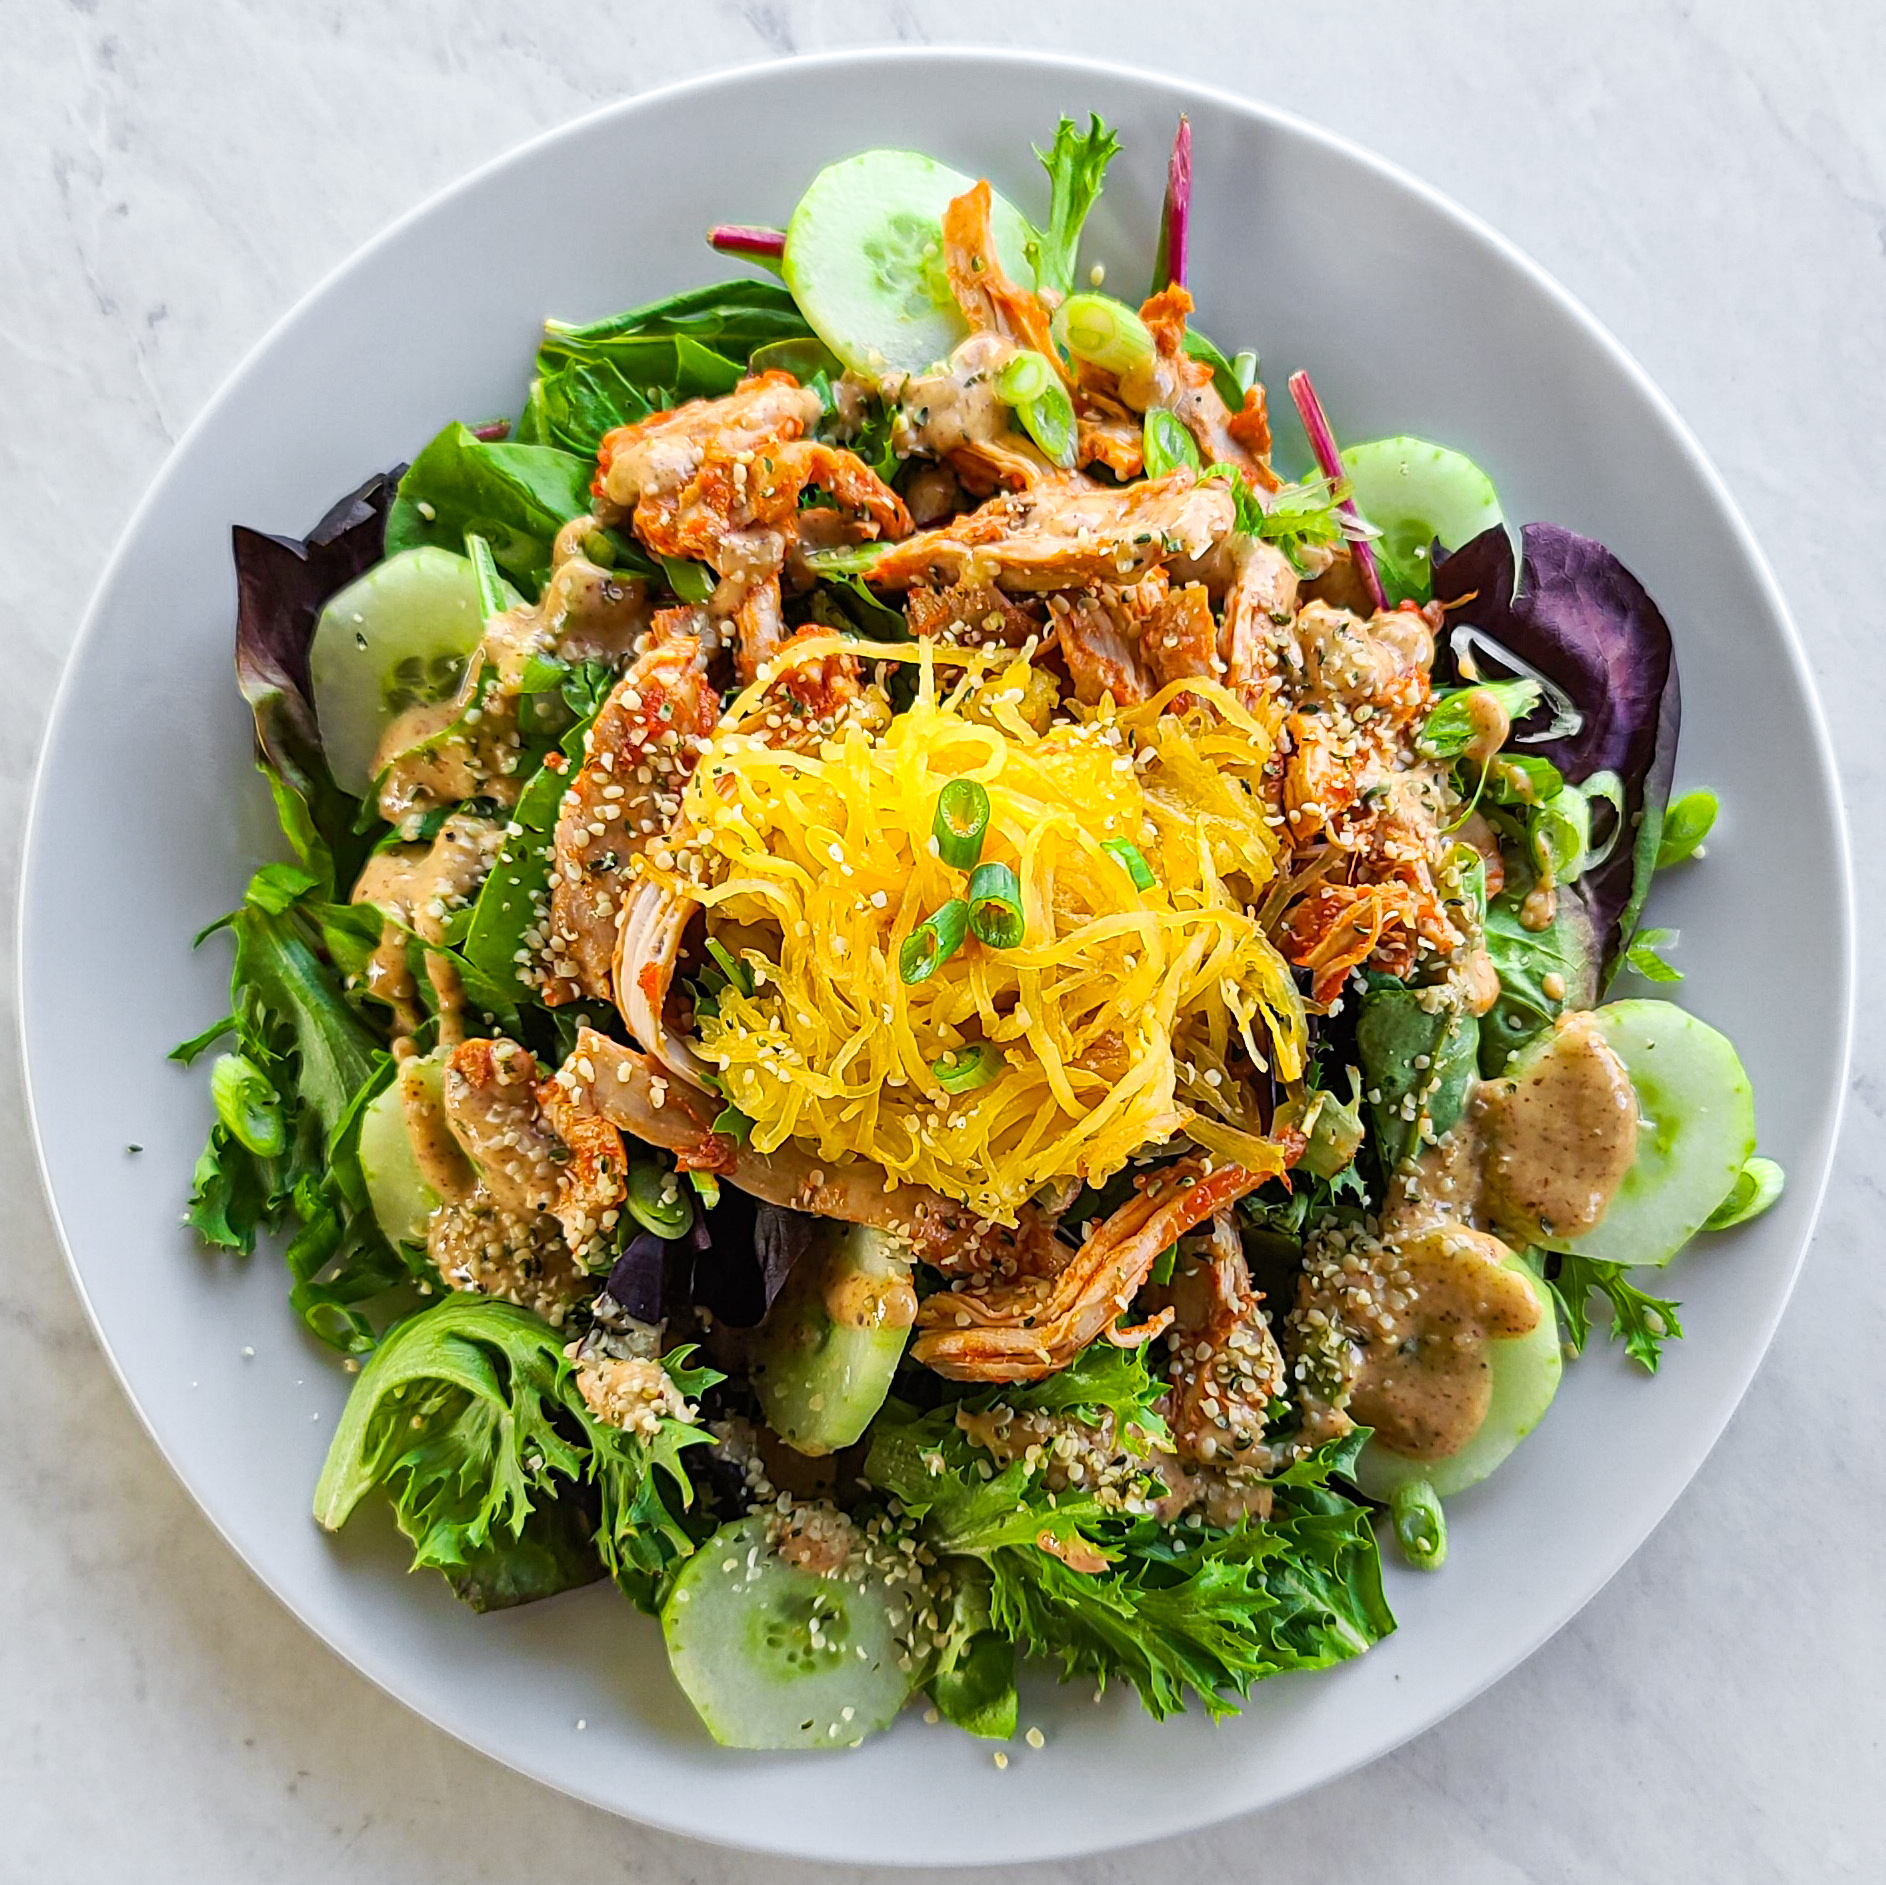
[232,469,402,885]
[1433,522,1680,977]
[675,1190,809,1328]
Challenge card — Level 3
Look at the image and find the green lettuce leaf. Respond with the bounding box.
[313,1295,719,1611]
[864,1383,1392,1723]
[1548,1254,1683,1373]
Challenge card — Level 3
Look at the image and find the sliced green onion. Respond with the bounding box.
[626,1157,694,1240]
[1230,349,1260,396]
[1100,837,1156,891]
[658,554,716,604]
[1580,770,1626,870]
[1531,786,1591,882]
[933,779,991,870]
[1391,1479,1447,1570]
[1015,384,1076,469]
[899,898,970,984]
[210,1052,285,1158]
[687,1169,722,1209]
[994,350,1054,406]
[1704,1155,1785,1230]
[1487,753,1562,806]
[931,1042,1004,1094]
[465,532,510,624]
[966,862,1025,949]
[1050,292,1155,377]
[1657,787,1719,869]
[704,937,754,998]
[1141,408,1200,478]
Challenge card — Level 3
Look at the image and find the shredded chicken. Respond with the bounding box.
[1155,1209,1286,1470]
[595,371,910,679]
[556,1027,1041,1275]
[1133,286,1279,490]
[905,578,1044,648]
[544,616,720,1005]
[864,469,1234,594]
[440,1037,626,1260]
[910,1159,1268,1383]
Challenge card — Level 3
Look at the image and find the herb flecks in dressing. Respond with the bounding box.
[1478,1009,1638,1245]
[1344,1225,1540,1462]
[351,811,504,1042]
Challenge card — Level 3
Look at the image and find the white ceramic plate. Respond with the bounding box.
[20,48,1851,1867]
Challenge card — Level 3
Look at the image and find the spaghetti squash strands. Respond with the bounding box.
[651,638,1304,1222]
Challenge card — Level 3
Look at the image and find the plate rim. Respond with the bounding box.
[17,42,1856,1864]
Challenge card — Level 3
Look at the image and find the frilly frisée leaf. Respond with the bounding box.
[1434,523,1680,976]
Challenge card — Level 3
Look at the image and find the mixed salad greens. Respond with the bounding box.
[179,113,1781,1750]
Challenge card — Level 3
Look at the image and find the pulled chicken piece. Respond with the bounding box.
[440,1036,626,1261]
[544,618,720,1005]
[910,1158,1268,1383]
[863,469,1234,594]
[558,1027,1045,1278]
[595,371,910,681]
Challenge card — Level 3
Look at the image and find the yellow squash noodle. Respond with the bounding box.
[648,638,1306,1223]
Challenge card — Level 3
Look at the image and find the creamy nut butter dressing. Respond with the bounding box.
[1478,1010,1640,1246]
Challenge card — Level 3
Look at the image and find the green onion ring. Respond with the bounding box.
[933,778,991,870]
[625,1157,695,1240]
[899,898,969,985]
[1100,837,1156,891]
[967,862,1025,949]
[931,1042,1004,1094]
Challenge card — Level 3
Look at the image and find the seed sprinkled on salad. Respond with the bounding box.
[179,111,1778,1753]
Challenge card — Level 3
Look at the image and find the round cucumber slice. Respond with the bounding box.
[310,546,492,794]
[1553,999,1756,1269]
[751,1224,915,1456]
[358,1052,462,1248]
[661,1515,911,1749]
[1341,436,1505,603]
[782,150,1037,376]
[1353,1255,1562,1502]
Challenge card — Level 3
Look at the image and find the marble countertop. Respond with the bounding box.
[4,2,1882,1878]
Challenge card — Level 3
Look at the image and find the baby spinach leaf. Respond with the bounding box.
[1356,988,1478,1168]
[1478,890,1598,1075]
[385,425,595,592]
[538,278,812,377]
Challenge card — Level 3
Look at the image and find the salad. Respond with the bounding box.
[179,114,1783,1751]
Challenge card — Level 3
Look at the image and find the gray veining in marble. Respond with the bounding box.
[3,2,1883,1879]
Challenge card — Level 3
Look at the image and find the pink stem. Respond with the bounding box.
[469,418,511,443]
[1287,368,1387,613]
[1156,115,1191,290]
[707,223,786,261]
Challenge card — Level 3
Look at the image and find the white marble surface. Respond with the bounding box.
[3,1,1882,1877]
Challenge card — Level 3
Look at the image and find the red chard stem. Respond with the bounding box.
[1288,368,1387,612]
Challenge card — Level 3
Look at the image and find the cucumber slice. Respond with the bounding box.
[661,1515,911,1749]
[1341,437,1505,603]
[310,547,497,794]
[782,150,1036,376]
[751,1224,915,1456]
[1353,1254,1562,1502]
[358,1052,465,1248]
[1555,1000,1756,1268]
